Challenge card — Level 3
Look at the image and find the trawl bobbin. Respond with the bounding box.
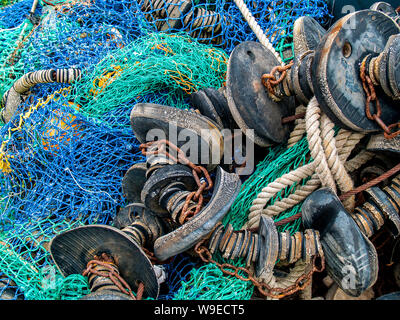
[130,103,224,171]
[49,205,168,300]
[1,68,82,123]
[191,15,327,147]
[231,10,400,137]
[153,165,241,261]
[302,188,379,297]
[128,103,242,261]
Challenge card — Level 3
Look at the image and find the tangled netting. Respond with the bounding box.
[0,0,331,300]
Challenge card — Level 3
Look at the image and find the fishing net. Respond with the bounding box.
[0,0,331,300]
[133,0,330,61]
[69,32,228,126]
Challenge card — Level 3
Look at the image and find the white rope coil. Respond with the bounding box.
[247,97,370,230]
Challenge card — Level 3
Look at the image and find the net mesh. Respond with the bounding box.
[0,0,330,300]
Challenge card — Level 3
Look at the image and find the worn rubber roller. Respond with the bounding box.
[139,0,225,44]
[206,216,323,279]
[190,87,237,130]
[191,16,327,146]
[135,145,241,260]
[152,165,241,261]
[367,133,400,154]
[349,175,400,238]
[225,41,296,147]
[293,16,327,58]
[49,204,168,299]
[313,10,400,133]
[130,103,224,171]
[141,164,198,217]
[302,188,379,297]
[112,203,171,242]
[121,162,148,204]
[1,68,82,123]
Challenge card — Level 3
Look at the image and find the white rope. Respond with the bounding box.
[233,0,283,65]
[287,105,307,149]
[246,97,366,229]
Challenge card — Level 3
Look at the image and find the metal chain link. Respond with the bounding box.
[261,61,294,101]
[360,59,400,139]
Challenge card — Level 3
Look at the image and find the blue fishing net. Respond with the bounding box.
[0,0,331,300]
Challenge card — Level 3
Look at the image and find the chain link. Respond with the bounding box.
[140,139,213,223]
[82,253,144,300]
[261,61,294,101]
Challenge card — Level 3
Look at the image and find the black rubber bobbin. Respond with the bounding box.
[312,10,400,133]
[206,217,321,278]
[153,166,241,261]
[190,16,327,148]
[141,163,198,218]
[49,216,165,299]
[130,103,224,172]
[302,188,379,297]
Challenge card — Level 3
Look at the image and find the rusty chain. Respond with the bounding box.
[140,139,213,224]
[82,253,144,300]
[360,59,400,139]
[194,239,325,299]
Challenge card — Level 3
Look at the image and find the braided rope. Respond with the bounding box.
[232,0,283,65]
[247,97,366,229]
[268,130,368,219]
[344,150,375,173]
[306,97,337,191]
[287,105,307,149]
[259,260,309,300]
[319,113,355,211]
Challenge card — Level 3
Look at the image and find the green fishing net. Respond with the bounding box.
[70,32,228,126]
[0,0,332,301]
